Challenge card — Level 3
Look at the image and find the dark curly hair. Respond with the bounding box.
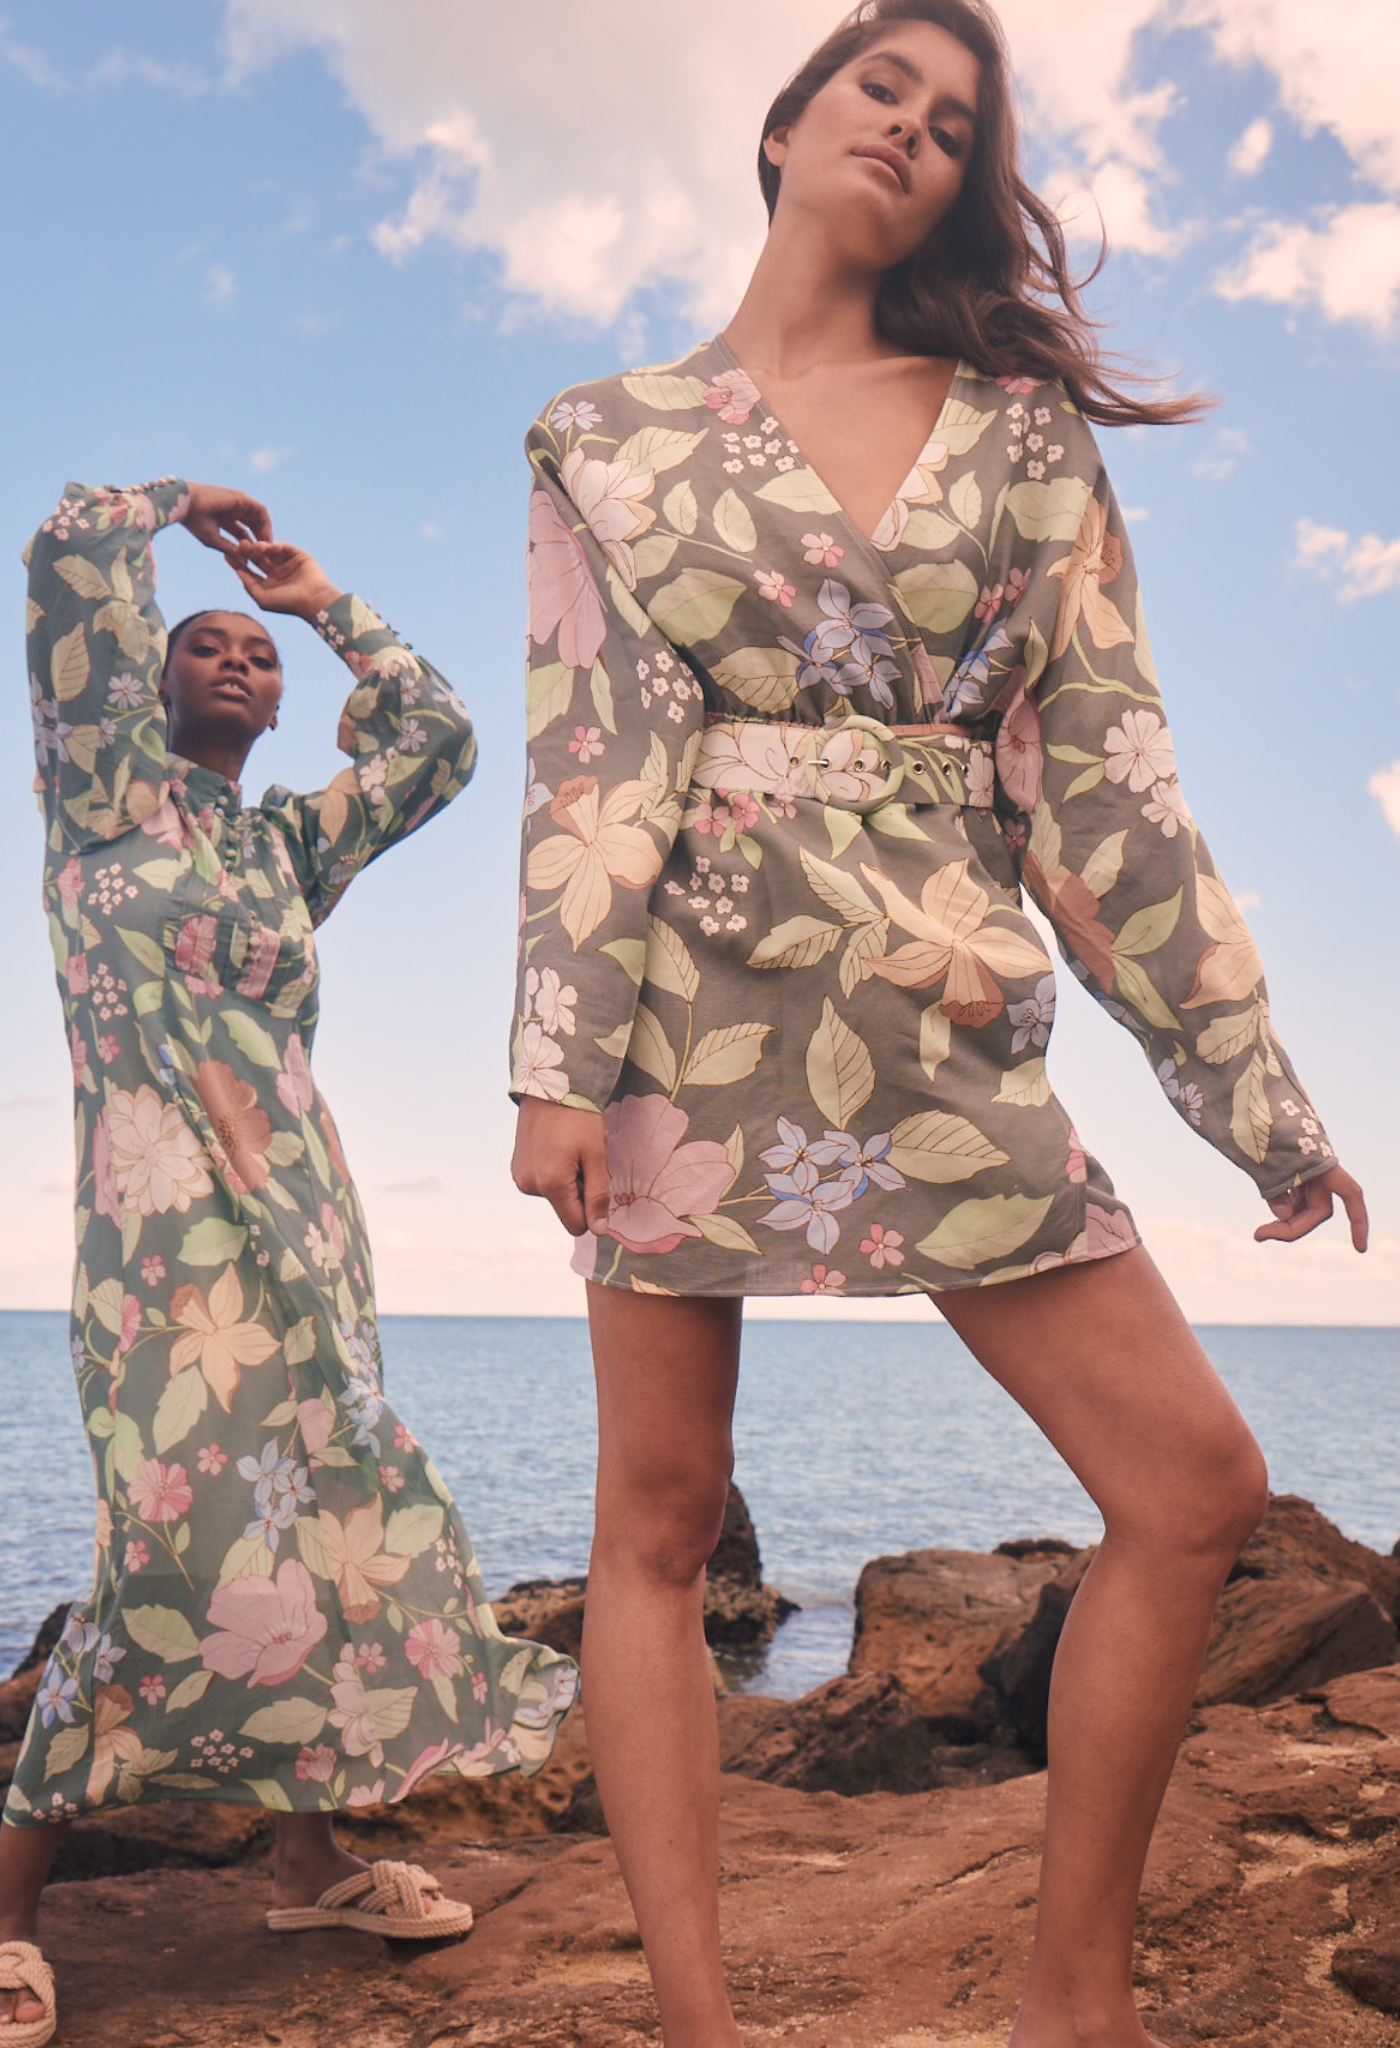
[758,0,1207,427]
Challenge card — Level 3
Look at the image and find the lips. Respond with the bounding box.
[210,677,251,702]
[853,141,911,193]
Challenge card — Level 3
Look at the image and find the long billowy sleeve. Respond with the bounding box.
[1004,420,1333,1199]
[260,595,476,927]
[511,415,704,1112]
[24,478,189,851]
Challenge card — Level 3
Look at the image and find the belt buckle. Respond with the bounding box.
[813,714,906,815]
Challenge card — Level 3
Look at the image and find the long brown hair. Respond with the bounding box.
[758,0,1207,427]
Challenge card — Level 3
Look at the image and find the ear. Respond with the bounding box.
[269,714,279,730]
[763,126,791,171]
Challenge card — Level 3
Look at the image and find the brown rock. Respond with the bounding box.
[851,1545,1071,1739]
[1332,1931,1400,2016]
[0,1603,71,1742]
[1232,1494,1400,1619]
[27,1662,1400,2045]
[724,1671,940,1794]
[979,1547,1095,1759]
[491,1575,588,1662]
[1198,1574,1399,1707]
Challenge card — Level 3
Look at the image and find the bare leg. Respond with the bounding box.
[0,1818,68,2026]
[584,1285,743,2048]
[936,1247,1268,2048]
[271,1813,369,1909]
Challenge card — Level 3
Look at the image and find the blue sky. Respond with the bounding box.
[2,0,1397,1321]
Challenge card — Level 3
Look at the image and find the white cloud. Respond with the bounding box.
[1369,760,1400,836]
[1228,114,1273,176]
[247,446,283,473]
[1296,517,1400,601]
[0,25,207,95]
[1218,201,1400,330]
[1192,425,1250,481]
[214,0,1400,334]
[203,262,236,309]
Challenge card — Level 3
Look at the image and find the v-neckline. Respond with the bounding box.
[709,332,968,554]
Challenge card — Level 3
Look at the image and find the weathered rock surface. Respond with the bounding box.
[849,1544,1067,1737]
[30,1664,1400,2045]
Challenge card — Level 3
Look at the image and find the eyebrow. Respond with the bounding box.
[865,48,977,124]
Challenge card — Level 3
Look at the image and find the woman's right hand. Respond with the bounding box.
[512,1098,612,1238]
[180,482,273,557]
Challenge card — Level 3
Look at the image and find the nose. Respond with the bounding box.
[887,120,917,156]
[219,651,249,674]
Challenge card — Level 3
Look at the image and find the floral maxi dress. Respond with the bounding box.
[11,479,576,1827]
[512,340,1334,1298]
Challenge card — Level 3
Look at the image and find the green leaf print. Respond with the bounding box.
[51,621,91,702]
[915,1194,1055,1271]
[44,1725,90,1782]
[240,1697,328,1746]
[1080,832,1129,901]
[754,470,840,517]
[682,1023,771,1088]
[650,569,746,646]
[88,1276,127,1336]
[223,1013,282,1070]
[434,1674,459,1725]
[116,926,165,978]
[625,1004,678,1093]
[616,425,706,474]
[126,1605,201,1663]
[901,509,962,552]
[164,1670,215,1716]
[242,1779,295,1812]
[153,1367,209,1454]
[283,1317,318,1367]
[806,1000,875,1130]
[1112,889,1183,961]
[217,1533,276,1588]
[919,1006,952,1087]
[600,938,647,986]
[1230,1054,1272,1164]
[644,917,700,1003]
[712,489,758,555]
[890,560,980,634]
[662,480,699,535]
[384,1503,445,1557]
[526,662,574,741]
[111,1411,144,1483]
[1195,1005,1264,1067]
[589,657,619,734]
[178,1217,248,1268]
[1001,475,1091,542]
[994,1060,1053,1108]
[631,538,679,586]
[710,645,800,715]
[52,553,112,601]
[747,917,843,972]
[949,472,983,529]
[622,371,709,410]
[938,399,999,455]
[886,1111,1009,1183]
[1113,956,1179,1033]
[691,1211,762,1256]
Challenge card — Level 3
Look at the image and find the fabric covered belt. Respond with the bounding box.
[694,714,993,817]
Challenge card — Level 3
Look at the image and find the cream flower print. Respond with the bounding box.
[298,1495,411,1626]
[870,442,951,552]
[1047,493,1134,656]
[516,1020,568,1100]
[863,859,1052,1024]
[1182,873,1267,1009]
[105,1085,213,1215]
[169,1263,281,1412]
[559,447,657,590]
[1104,709,1176,793]
[525,774,666,949]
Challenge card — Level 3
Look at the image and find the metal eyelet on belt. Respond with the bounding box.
[813,714,907,815]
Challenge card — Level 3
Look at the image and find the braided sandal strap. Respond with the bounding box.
[0,1942,54,2006]
[357,1860,441,1923]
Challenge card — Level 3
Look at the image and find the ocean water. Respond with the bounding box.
[1,1312,1396,1696]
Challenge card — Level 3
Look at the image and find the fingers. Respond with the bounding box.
[1253,1166,1369,1251]
[579,1122,613,1236]
[512,1101,611,1239]
[1339,1176,1370,1254]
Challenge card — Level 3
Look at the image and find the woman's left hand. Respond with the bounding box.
[1254,1165,1369,1252]
[227,538,342,622]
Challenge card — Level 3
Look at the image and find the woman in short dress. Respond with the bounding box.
[510,3,1367,2042]
[1,479,576,2045]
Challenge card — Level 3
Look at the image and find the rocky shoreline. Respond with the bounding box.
[5,1489,1400,2043]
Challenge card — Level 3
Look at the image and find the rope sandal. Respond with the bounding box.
[266,1859,474,1941]
[0,1942,56,2048]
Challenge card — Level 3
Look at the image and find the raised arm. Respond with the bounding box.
[237,540,476,926]
[1002,423,1361,1239]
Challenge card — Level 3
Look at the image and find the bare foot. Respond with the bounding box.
[269,1845,455,1920]
[0,1914,47,2032]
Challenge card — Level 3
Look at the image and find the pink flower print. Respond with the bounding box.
[471,1671,488,1704]
[66,953,90,995]
[141,1255,166,1287]
[392,1738,467,1804]
[997,375,1039,395]
[355,1642,388,1675]
[319,1201,346,1266]
[123,1539,150,1572]
[56,858,83,909]
[1066,1129,1088,1184]
[975,582,1005,624]
[1005,567,1031,607]
[600,1095,733,1255]
[1084,1204,1138,1260]
[704,367,761,426]
[345,1779,386,1808]
[568,724,605,764]
[801,1264,848,1295]
[200,1559,328,1688]
[1103,709,1175,793]
[197,1443,228,1476]
[91,1109,121,1226]
[117,1293,141,1356]
[994,672,1043,813]
[127,1458,193,1524]
[802,533,846,569]
[755,569,796,607]
[527,487,607,669]
[393,1422,420,1455]
[860,1225,905,1269]
[728,792,760,833]
[692,801,732,839]
[912,643,944,715]
[97,1034,119,1066]
[405,1618,463,1682]
[173,916,218,983]
[275,1032,315,1117]
[138,1673,166,1705]
[966,748,996,810]
[297,1397,332,1458]
[378,1462,406,1492]
[295,1744,337,1783]
[69,1024,91,1089]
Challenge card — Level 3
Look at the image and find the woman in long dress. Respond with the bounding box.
[1,478,576,2044]
[509,3,1367,2042]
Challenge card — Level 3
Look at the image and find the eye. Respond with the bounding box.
[931,127,963,158]
[862,79,895,104]
[251,655,277,670]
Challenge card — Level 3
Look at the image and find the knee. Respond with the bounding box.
[594,1463,733,1591]
[1168,1430,1270,1571]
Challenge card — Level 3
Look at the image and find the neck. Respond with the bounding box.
[723,211,891,376]
[166,723,250,787]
